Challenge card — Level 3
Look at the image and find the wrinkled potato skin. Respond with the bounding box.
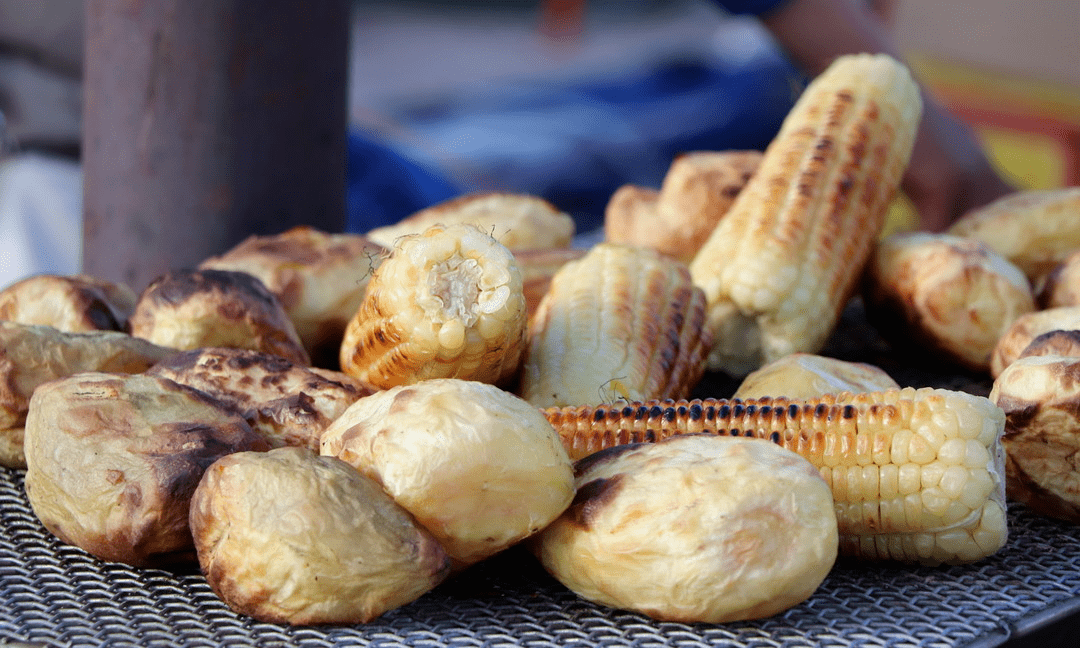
[990,306,1080,378]
[321,378,575,568]
[148,347,372,450]
[23,372,266,567]
[191,447,450,625]
[0,322,175,468]
[129,269,309,366]
[863,232,1034,372]
[0,273,137,333]
[198,226,386,367]
[990,355,1080,523]
[734,352,898,400]
[532,435,838,623]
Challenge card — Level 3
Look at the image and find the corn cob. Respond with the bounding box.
[688,54,922,375]
[339,223,528,389]
[543,387,1007,565]
[520,243,712,408]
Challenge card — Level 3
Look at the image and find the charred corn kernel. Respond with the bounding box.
[543,387,1006,565]
[339,223,528,389]
[689,54,922,375]
[520,243,712,408]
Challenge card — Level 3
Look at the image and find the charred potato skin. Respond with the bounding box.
[129,269,310,366]
[22,372,267,568]
[147,347,371,450]
[0,273,137,333]
[990,355,1080,523]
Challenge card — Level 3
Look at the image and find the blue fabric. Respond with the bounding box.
[344,5,806,234]
[345,129,462,234]
[372,51,803,232]
[712,0,791,16]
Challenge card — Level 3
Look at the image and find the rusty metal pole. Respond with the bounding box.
[81,0,349,291]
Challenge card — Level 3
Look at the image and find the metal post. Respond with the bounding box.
[81,0,349,291]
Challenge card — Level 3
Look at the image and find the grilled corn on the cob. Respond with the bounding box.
[688,54,922,375]
[339,223,528,389]
[520,243,712,407]
[543,387,1007,565]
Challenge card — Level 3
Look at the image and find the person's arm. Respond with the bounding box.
[758,0,1015,231]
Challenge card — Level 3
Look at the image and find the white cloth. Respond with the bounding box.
[0,152,82,287]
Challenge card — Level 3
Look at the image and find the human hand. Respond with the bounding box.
[900,94,1016,232]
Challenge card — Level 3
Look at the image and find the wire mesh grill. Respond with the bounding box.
[1,464,1078,648]
[2,300,1078,647]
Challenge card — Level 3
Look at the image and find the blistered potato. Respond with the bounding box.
[531,435,838,623]
[129,269,309,365]
[947,187,1080,281]
[147,347,372,451]
[320,378,575,568]
[863,232,1034,372]
[604,150,762,264]
[990,355,1080,523]
[733,352,898,400]
[0,273,137,333]
[23,372,266,567]
[989,304,1080,378]
[989,306,1080,378]
[365,192,575,252]
[190,447,450,625]
[0,321,175,468]
[198,226,386,367]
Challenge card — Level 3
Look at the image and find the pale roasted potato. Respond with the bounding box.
[989,306,1080,378]
[532,435,838,623]
[365,192,575,252]
[0,321,175,468]
[990,354,1080,523]
[320,378,575,568]
[198,226,386,367]
[190,447,450,625]
[734,352,898,400]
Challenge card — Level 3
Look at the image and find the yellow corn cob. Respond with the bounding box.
[339,223,528,389]
[688,54,922,375]
[543,387,1007,565]
[520,243,712,408]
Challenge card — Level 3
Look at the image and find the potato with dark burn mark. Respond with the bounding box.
[0,321,176,468]
[129,269,309,365]
[320,378,575,568]
[863,231,1035,373]
[23,372,267,567]
[190,446,450,625]
[147,347,373,450]
[989,306,1080,378]
[990,354,1080,523]
[198,226,386,367]
[531,435,838,623]
[0,273,137,333]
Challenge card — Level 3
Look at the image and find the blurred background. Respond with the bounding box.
[1,0,1079,286]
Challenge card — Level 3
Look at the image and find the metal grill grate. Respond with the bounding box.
[2,464,1079,648]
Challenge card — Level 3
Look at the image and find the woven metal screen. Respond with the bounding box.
[2,300,1079,647]
[2,464,1079,648]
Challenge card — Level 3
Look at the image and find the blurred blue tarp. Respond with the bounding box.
[345,44,804,234]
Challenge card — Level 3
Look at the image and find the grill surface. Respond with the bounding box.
[3,462,1079,647]
[2,301,1079,647]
